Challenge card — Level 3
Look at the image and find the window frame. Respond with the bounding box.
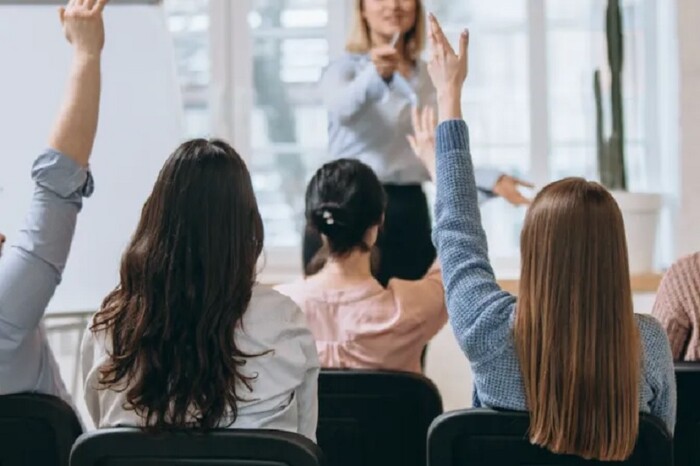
[201,0,667,281]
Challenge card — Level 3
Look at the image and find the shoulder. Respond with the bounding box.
[636,313,668,344]
[245,285,317,362]
[324,53,369,76]
[662,252,700,287]
[274,279,307,305]
[387,275,440,305]
[249,284,304,324]
[635,314,673,367]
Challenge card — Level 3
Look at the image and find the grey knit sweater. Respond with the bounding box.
[432,119,677,433]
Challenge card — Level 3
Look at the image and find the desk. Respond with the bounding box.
[496,273,664,295]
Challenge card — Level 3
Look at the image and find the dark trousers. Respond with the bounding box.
[302,184,436,286]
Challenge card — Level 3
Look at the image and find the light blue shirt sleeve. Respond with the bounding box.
[321,57,389,125]
[0,149,94,396]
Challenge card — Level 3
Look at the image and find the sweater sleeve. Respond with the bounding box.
[432,120,517,364]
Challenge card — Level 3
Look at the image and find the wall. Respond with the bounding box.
[0,5,183,312]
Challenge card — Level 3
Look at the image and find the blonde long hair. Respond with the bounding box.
[345,0,426,60]
[515,178,640,461]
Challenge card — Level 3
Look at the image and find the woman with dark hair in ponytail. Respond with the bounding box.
[277,149,446,373]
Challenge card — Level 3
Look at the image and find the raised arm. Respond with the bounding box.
[0,0,106,396]
[50,0,107,166]
[424,15,516,364]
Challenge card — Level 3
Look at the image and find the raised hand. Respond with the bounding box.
[407,106,437,180]
[493,176,534,206]
[426,13,468,121]
[59,0,108,57]
[49,0,108,166]
[370,44,400,80]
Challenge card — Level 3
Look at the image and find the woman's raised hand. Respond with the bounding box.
[426,13,468,121]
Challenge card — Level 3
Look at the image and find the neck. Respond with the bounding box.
[319,249,373,282]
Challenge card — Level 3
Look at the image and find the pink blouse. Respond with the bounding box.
[276,263,447,374]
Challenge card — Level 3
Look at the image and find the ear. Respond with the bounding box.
[364,224,381,248]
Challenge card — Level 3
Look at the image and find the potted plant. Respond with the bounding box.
[594,0,662,274]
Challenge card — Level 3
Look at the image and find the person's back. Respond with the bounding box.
[81,140,319,439]
[424,15,676,461]
[652,252,700,361]
[277,158,446,374]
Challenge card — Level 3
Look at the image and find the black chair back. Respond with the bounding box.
[0,393,82,466]
[428,409,672,466]
[69,427,323,466]
[674,362,700,466]
[317,369,443,466]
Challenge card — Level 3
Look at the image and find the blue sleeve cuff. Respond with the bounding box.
[436,120,469,154]
[32,149,94,199]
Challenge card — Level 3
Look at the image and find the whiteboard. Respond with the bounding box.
[0,5,184,312]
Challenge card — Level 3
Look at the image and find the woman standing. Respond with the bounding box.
[308,0,531,285]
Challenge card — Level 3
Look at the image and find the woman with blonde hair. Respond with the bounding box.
[307,0,532,285]
[423,14,676,461]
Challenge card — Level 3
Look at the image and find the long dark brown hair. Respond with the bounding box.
[92,139,264,431]
[515,178,640,461]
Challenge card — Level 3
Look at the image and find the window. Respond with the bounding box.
[248,0,330,247]
[164,0,210,138]
[426,0,530,259]
[164,0,665,274]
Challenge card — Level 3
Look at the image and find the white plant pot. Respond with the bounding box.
[611,191,663,274]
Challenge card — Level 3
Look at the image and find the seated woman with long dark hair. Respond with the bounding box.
[81,140,320,439]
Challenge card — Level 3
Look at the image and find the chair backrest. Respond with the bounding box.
[70,428,323,466]
[317,369,443,466]
[0,393,83,466]
[674,362,700,466]
[427,409,672,466]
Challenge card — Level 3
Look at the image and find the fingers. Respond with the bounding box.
[95,0,109,13]
[511,192,532,206]
[406,135,418,154]
[428,106,437,130]
[66,0,106,13]
[93,0,108,12]
[515,178,535,188]
[58,6,66,23]
[411,106,421,133]
[422,106,436,134]
[428,13,454,56]
[427,14,442,57]
[458,29,469,62]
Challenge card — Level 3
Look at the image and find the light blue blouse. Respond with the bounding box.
[321,52,502,192]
